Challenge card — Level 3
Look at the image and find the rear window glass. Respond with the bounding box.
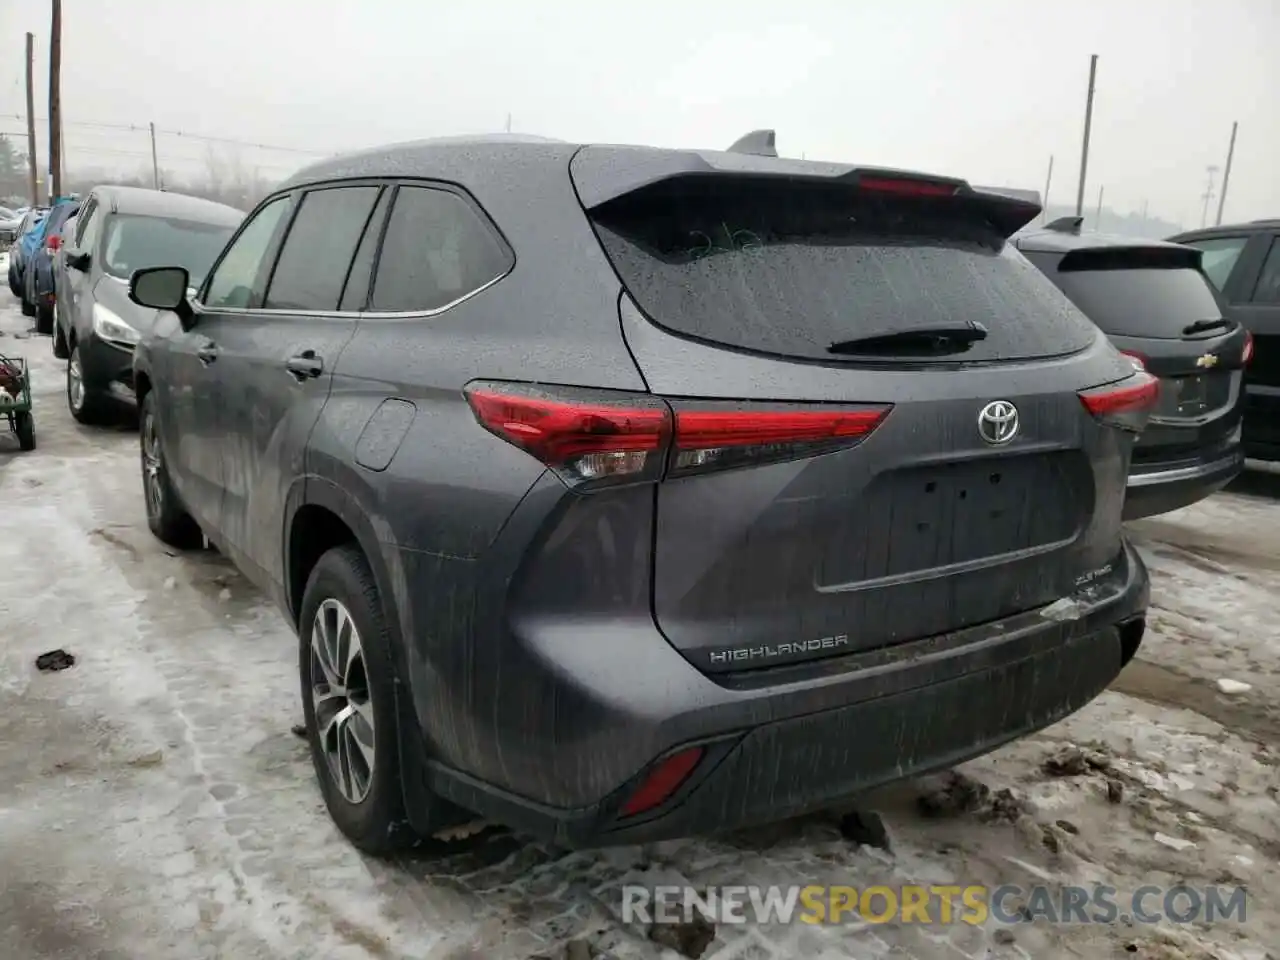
[587,178,1096,364]
[1048,264,1223,339]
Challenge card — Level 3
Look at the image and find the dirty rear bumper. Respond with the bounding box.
[421,539,1149,847]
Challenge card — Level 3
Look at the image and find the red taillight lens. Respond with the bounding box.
[1242,331,1254,366]
[46,234,60,251]
[1079,371,1159,432]
[857,176,958,198]
[671,405,891,476]
[620,747,703,818]
[1119,350,1147,372]
[464,383,670,486]
[466,382,893,487]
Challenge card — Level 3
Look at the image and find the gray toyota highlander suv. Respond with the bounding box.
[128,133,1154,854]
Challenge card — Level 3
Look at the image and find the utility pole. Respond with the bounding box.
[24,32,38,207]
[505,113,512,133]
[1200,166,1218,228]
[150,122,161,189]
[1041,155,1054,222]
[48,0,63,200]
[1095,185,1104,229]
[1216,121,1238,226]
[1075,54,1098,218]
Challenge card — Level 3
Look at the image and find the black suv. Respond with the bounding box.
[1168,219,1280,461]
[128,134,1152,854]
[1016,218,1248,519]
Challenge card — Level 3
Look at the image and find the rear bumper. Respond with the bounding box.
[1123,444,1243,520]
[421,538,1149,847]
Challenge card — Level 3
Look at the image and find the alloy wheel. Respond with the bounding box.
[141,409,163,520]
[67,349,84,412]
[310,598,376,804]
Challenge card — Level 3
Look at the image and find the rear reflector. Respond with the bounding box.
[466,381,892,487]
[1079,370,1159,432]
[620,747,703,817]
[1243,331,1254,366]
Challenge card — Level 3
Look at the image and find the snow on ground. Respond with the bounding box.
[1,290,1277,960]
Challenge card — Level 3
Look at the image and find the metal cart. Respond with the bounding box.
[0,353,35,451]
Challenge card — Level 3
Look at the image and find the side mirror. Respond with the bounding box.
[130,266,195,328]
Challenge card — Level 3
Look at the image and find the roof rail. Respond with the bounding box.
[1045,215,1084,234]
[726,129,778,158]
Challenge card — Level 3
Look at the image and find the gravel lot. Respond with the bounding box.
[1,291,1276,960]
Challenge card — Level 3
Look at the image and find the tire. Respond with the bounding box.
[20,296,34,317]
[52,319,68,360]
[300,544,420,856]
[14,411,35,451]
[34,302,53,336]
[139,391,202,548]
[67,344,108,425]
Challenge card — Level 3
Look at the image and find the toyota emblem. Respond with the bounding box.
[978,400,1019,445]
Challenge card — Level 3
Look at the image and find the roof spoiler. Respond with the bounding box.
[1046,215,1084,234]
[972,186,1041,206]
[727,129,778,158]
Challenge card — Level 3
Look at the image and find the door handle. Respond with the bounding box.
[196,344,218,365]
[285,351,324,380]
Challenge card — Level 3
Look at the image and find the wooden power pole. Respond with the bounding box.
[49,0,63,200]
[24,32,39,206]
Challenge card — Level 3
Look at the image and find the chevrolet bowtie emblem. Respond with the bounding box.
[1195,353,1219,369]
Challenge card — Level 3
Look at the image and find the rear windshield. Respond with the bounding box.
[588,178,1096,364]
[1038,257,1224,340]
[102,214,234,289]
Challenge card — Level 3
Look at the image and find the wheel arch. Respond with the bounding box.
[283,477,452,835]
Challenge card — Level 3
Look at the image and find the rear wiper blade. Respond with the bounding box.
[828,322,989,356]
[1181,318,1231,337]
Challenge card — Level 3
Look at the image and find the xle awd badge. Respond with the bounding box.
[1195,353,1219,369]
[978,400,1019,445]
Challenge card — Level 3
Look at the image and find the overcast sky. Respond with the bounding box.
[2,0,1276,228]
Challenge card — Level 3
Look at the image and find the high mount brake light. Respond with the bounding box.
[1079,370,1159,432]
[1243,331,1254,366]
[857,176,959,198]
[464,383,892,487]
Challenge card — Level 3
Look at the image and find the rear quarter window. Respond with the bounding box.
[588,177,1096,364]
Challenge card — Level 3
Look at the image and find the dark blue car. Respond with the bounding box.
[22,198,79,334]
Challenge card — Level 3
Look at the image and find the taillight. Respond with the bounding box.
[1119,350,1147,372]
[464,382,892,488]
[464,382,670,487]
[1079,371,1159,433]
[669,404,890,477]
[46,234,61,251]
[858,176,958,198]
[1242,331,1254,367]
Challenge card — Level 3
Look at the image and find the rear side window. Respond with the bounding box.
[1181,236,1249,292]
[1046,248,1223,338]
[265,186,381,311]
[1251,239,1280,304]
[588,178,1095,364]
[368,186,512,313]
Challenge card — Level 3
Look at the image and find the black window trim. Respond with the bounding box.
[194,176,514,321]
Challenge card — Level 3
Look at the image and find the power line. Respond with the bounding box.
[0,112,329,156]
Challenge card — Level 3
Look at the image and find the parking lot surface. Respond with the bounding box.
[1,292,1277,960]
